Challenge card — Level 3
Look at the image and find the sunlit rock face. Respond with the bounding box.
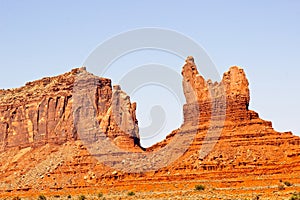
[1,58,300,198]
[0,67,140,151]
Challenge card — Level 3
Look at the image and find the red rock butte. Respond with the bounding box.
[0,57,300,199]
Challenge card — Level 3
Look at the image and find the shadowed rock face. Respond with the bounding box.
[1,58,300,198]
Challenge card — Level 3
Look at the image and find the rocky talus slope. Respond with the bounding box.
[0,58,300,199]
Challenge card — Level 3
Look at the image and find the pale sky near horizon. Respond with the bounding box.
[0,1,299,147]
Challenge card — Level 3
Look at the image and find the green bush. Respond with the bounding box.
[284,181,293,186]
[78,195,86,200]
[97,192,103,197]
[290,192,300,200]
[127,191,135,196]
[38,195,47,200]
[195,184,205,191]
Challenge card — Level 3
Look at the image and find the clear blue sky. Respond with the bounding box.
[0,1,299,146]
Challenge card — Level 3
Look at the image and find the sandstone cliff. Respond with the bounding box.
[1,58,300,199]
[0,68,140,151]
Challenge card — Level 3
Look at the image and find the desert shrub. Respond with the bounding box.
[278,184,285,190]
[252,195,260,200]
[78,195,86,200]
[195,184,205,191]
[12,197,21,200]
[290,192,300,200]
[38,195,47,200]
[97,192,103,197]
[284,181,293,186]
[67,194,72,199]
[127,191,135,196]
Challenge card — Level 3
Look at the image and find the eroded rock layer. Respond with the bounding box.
[0,68,140,151]
[0,58,300,199]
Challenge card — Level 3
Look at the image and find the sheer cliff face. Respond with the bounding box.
[181,57,253,126]
[171,57,300,169]
[0,68,140,151]
[0,59,255,151]
[1,58,300,197]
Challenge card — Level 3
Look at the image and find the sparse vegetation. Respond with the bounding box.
[278,184,285,191]
[290,192,300,200]
[12,197,21,200]
[38,195,47,200]
[195,184,205,191]
[127,191,135,196]
[284,181,293,186]
[97,192,103,197]
[67,194,72,199]
[78,195,86,200]
[252,195,260,200]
